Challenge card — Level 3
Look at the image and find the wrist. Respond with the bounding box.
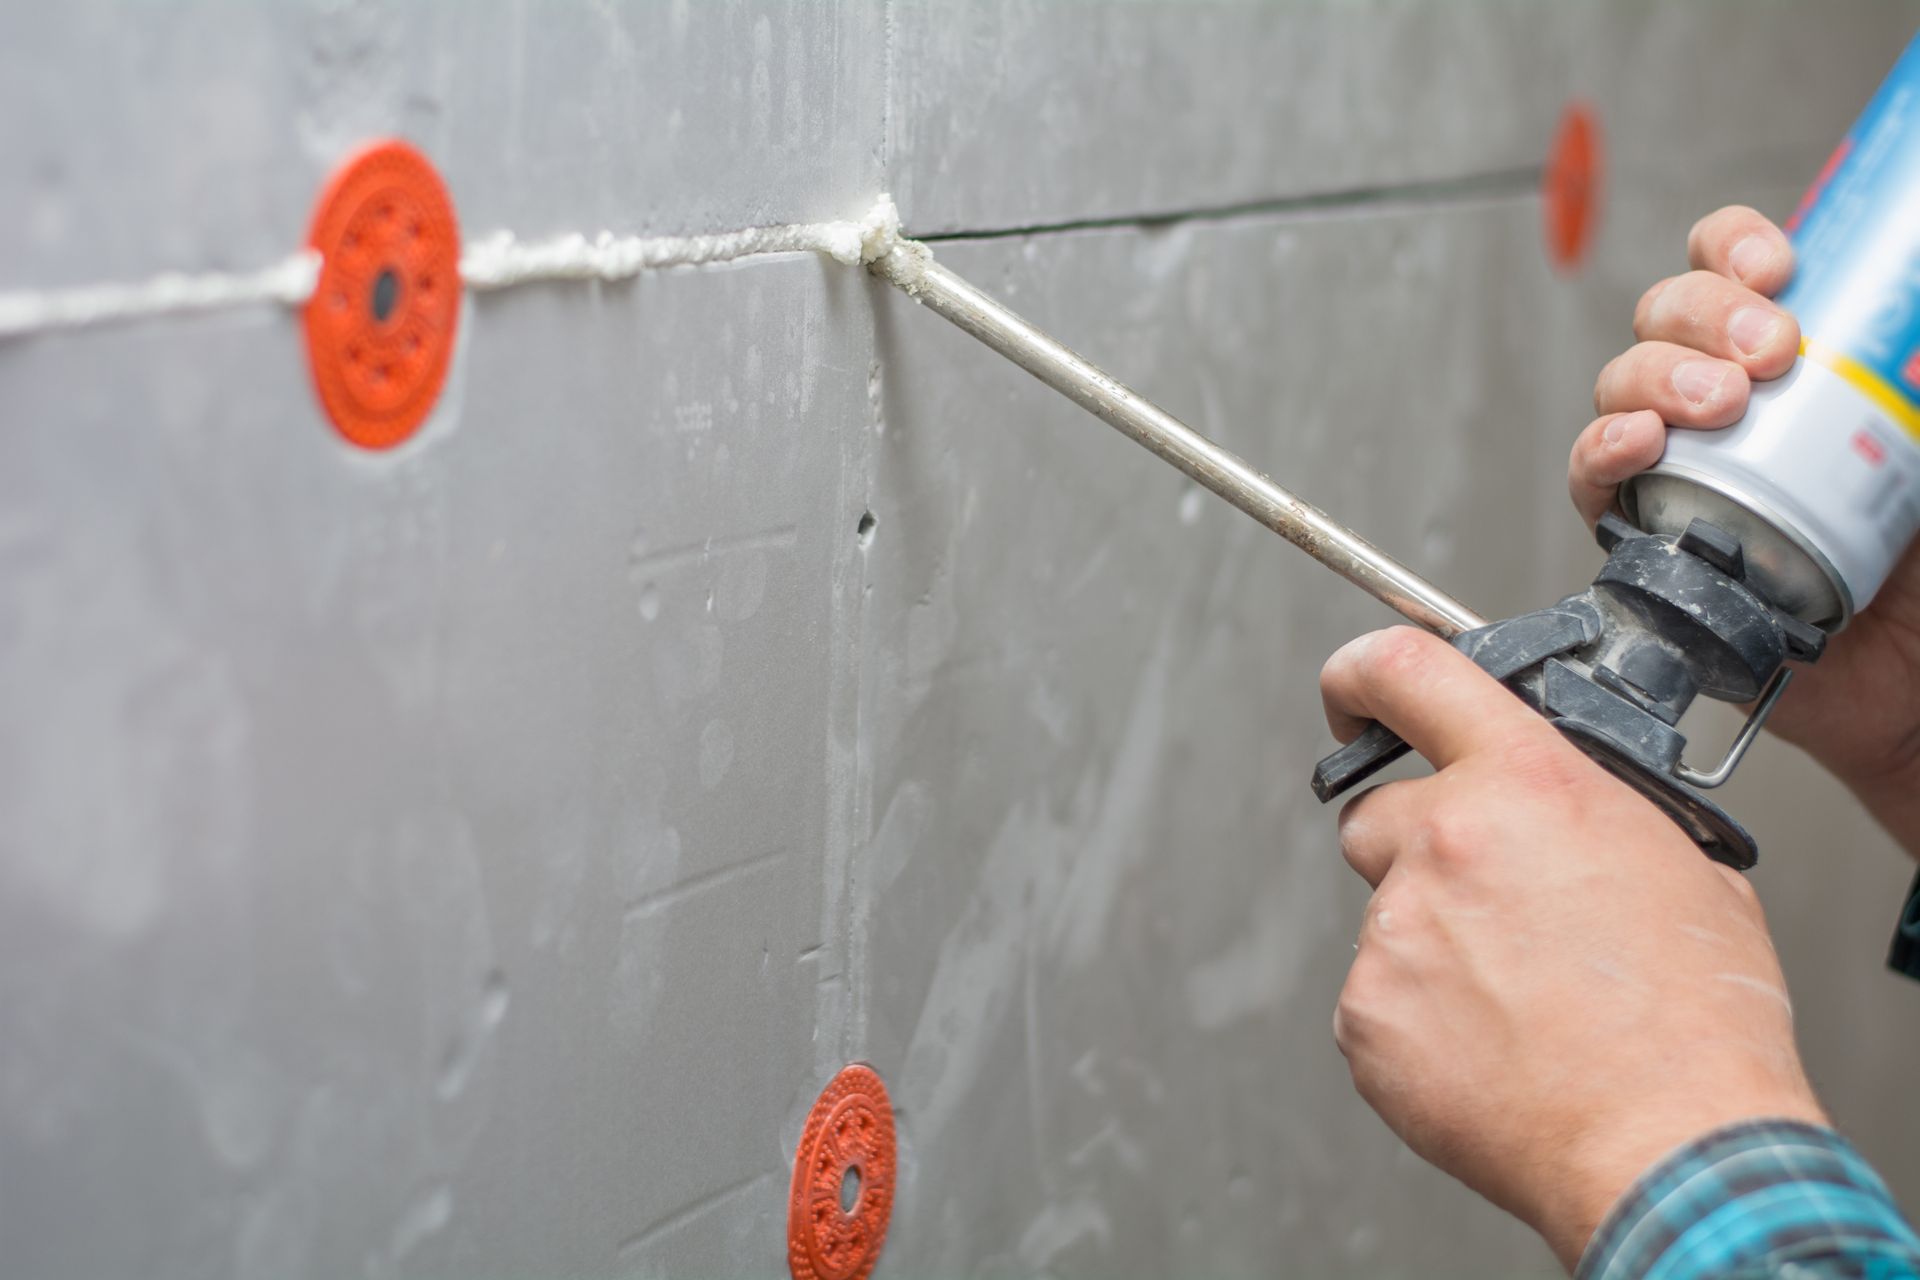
[1529,1090,1828,1270]
[1573,1118,1914,1280]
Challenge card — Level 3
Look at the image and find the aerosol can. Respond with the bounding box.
[1625,31,1920,630]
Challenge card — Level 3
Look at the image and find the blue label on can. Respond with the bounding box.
[1781,29,1920,422]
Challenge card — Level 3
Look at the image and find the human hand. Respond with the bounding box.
[1322,627,1826,1270]
[1566,205,1920,855]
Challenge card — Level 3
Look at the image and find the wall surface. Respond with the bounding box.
[4,3,1919,1278]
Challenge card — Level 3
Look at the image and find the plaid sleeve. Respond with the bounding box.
[1577,1119,1920,1279]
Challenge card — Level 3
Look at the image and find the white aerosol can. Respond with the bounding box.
[1623,30,1920,629]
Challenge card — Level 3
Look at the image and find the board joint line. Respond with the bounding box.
[918,163,1545,246]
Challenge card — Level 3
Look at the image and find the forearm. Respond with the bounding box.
[1577,1120,1920,1280]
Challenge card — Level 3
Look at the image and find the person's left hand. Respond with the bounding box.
[1322,626,1826,1270]
[1567,205,1920,857]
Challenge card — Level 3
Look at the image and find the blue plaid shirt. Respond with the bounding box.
[1578,1120,1920,1279]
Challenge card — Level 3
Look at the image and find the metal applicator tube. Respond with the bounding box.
[867,243,1486,638]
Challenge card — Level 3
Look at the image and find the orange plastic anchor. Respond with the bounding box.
[303,140,461,450]
[1544,103,1603,273]
[788,1063,896,1280]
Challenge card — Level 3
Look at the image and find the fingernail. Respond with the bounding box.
[1603,411,1641,445]
[1729,306,1783,357]
[1673,360,1730,405]
[1728,235,1776,283]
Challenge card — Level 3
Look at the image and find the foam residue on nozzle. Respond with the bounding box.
[852,194,905,264]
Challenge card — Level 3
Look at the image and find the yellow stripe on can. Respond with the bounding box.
[1799,336,1920,443]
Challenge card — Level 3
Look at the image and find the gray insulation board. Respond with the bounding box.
[4,3,1920,1278]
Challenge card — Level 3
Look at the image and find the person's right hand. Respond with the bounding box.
[1322,627,1827,1268]
[1566,205,1920,856]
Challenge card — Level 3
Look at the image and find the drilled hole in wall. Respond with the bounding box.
[370,268,401,323]
[839,1165,862,1213]
[856,511,877,548]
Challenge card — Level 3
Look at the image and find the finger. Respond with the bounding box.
[1634,270,1800,378]
[1594,340,1751,428]
[1687,205,1795,296]
[1338,779,1428,889]
[1320,627,1552,769]
[1568,409,1666,527]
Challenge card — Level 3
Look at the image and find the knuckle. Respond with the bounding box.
[1645,271,1742,340]
[1570,418,1606,477]
[1337,791,1384,854]
[1335,957,1387,1045]
[1691,204,1757,254]
[1652,269,1707,306]
[1765,311,1803,363]
[1721,362,1754,408]
[1627,345,1674,398]
[1413,790,1482,871]
[1677,267,1726,297]
[1567,451,1608,519]
[1593,351,1630,410]
[1695,204,1747,238]
[1337,822,1371,874]
[1371,884,1431,943]
[1419,799,1482,869]
[1374,633,1443,694]
[1685,211,1716,260]
[1633,278,1673,335]
[1570,419,1594,464]
[1332,991,1359,1055]
[1318,641,1362,694]
[1333,626,1437,696]
[1370,626,1441,681]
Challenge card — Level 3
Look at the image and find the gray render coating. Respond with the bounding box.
[3,3,1920,1278]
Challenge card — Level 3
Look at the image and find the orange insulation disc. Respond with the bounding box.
[1543,102,1603,273]
[788,1063,896,1280]
[303,140,461,450]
